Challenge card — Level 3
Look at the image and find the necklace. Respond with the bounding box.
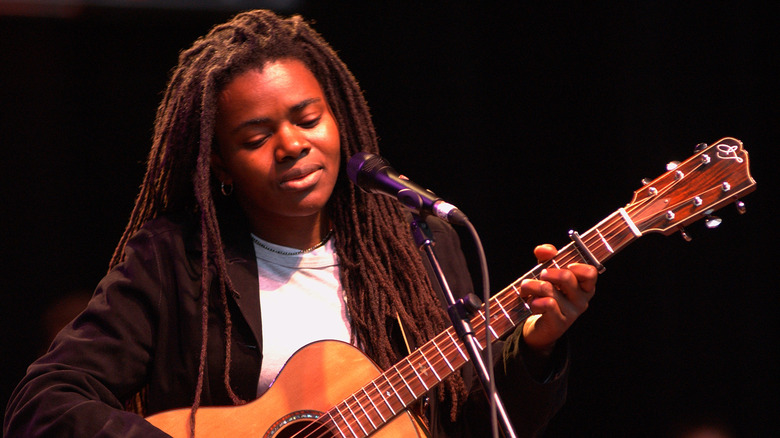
[252,229,334,256]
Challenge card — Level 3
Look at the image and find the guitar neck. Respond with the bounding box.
[320,208,641,437]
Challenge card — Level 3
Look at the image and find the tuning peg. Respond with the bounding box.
[678,226,693,242]
[704,214,722,229]
[695,142,708,152]
[641,178,652,185]
[735,200,746,214]
[666,161,681,171]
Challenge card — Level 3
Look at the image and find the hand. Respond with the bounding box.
[520,244,598,356]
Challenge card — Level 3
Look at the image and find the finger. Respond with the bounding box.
[525,295,559,316]
[539,268,590,310]
[519,280,561,317]
[539,268,577,292]
[541,265,597,295]
[519,279,557,299]
[567,263,598,293]
[533,244,558,263]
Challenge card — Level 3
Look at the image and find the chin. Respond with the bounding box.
[286,200,329,218]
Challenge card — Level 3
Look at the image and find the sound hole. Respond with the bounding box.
[266,411,336,438]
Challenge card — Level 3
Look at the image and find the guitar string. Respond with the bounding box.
[288,350,452,438]
[290,301,527,438]
[554,151,714,270]
[534,146,731,289]
[528,146,726,290]
[288,225,626,437]
[285,154,724,438]
[322,175,676,434]
[342,289,530,435]
[297,230,627,435]
[287,334,465,438]
[287,215,636,437]
[619,155,710,234]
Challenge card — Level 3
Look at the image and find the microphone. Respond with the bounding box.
[347,152,468,226]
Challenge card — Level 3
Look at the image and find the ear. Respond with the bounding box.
[210,150,230,184]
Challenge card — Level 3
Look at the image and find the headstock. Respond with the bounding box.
[626,137,756,236]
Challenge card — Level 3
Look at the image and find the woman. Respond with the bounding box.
[4,9,596,437]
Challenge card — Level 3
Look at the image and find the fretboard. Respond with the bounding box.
[319,208,641,437]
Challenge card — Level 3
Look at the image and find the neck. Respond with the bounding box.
[250,211,331,250]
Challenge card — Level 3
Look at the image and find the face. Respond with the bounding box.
[212,59,341,232]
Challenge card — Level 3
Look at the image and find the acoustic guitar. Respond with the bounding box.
[147,137,756,437]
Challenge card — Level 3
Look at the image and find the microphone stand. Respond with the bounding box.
[408,213,517,438]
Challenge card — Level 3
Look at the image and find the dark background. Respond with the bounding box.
[1,1,777,436]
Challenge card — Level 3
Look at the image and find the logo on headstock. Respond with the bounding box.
[716,144,744,163]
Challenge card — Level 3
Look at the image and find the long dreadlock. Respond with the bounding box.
[111,9,466,430]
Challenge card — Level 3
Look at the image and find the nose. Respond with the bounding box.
[275,122,310,162]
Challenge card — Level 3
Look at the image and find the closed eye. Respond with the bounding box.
[297,116,321,129]
[243,135,270,149]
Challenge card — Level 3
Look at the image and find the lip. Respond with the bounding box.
[278,164,323,191]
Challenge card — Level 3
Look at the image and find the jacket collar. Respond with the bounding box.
[217,208,264,351]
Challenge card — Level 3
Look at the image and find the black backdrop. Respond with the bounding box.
[1,2,777,436]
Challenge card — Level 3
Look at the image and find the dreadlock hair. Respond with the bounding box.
[111,9,466,430]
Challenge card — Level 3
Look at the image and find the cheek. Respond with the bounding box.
[321,119,342,160]
[229,151,273,188]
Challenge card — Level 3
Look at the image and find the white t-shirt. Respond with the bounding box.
[251,234,351,396]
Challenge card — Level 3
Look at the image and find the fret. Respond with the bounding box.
[371,380,395,415]
[581,210,641,264]
[606,212,637,253]
[393,364,417,400]
[382,373,405,406]
[476,309,499,341]
[334,404,359,438]
[326,411,348,438]
[406,357,429,390]
[495,299,514,327]
[354,393,378,428]
[446,330,468,361]
[506,293,531,320]
[595,228,614,253]
[432,338,455,372]
[419,348,441,380]
[362,387,386,422]
[344,398,369,436]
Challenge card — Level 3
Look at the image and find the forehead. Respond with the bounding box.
[218,59,324,108]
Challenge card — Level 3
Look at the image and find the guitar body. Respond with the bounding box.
[146,340,426,437]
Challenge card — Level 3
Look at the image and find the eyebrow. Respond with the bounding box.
[230,97,323,135]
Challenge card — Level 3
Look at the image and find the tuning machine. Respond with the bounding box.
[703,209,722,229]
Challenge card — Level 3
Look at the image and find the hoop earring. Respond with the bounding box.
[220,181,234,196]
